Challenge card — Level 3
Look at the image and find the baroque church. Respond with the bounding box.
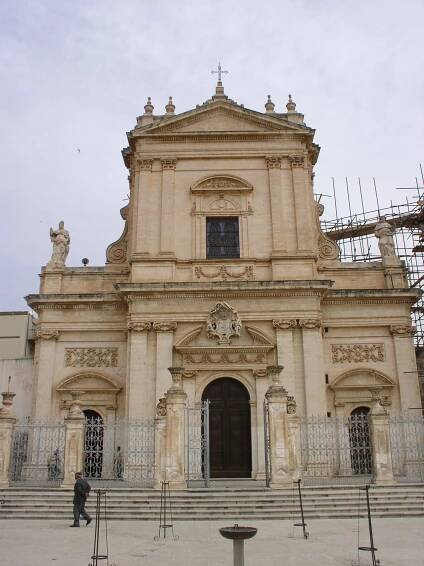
[25,76,422,483]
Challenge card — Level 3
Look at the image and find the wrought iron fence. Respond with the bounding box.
[389,413,424,482]
[9,419,65,486]
[83,417,155,487]
[299,414,373,485]
[185,402,210,487]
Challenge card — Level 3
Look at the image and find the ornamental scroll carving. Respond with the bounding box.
[195,265,254,280]
[36,329,60,340]
[127,321,152,332]
[265,155,283,169]
[161,158,177,170]
[289,155,305,168]
[287,396,297,414]
[390,325,416,336]
[156,397,167,417]
[206,302,242,345]
[273,319,297,330]
[181,351,266,365]
[315,202,340,261]
[195,177,246,189]
[298,319,321,329]
[64,347,118,368]
[332,344,385,364]
[106,205,129,264]
[153,322,177,332]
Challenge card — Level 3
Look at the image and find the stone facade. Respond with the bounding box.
[25,82,422,481]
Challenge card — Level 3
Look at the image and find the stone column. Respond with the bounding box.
[290,156,314,252]
[266,156,286,254]
[369,390,395,485]
[164,367,187,489]
[253,369,268,480]
[160,158,177,256]
[299,319,327,416]
[273,319,297,397]
[154,397,167,489]
[126,321,152,418]
[0,392,16,488]
[62,396,85,487]
[266,365,292,488]
[154,322,177,402]
[134,159,153,255]
[390,325,422,411]
[33,329,59,418]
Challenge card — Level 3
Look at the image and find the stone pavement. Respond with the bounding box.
[0,518,422,565]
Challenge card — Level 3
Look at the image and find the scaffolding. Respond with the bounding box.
[319,177,424,348]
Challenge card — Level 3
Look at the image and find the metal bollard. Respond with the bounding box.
[219,524,258,566]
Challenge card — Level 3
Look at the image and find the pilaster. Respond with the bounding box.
[134,159,153,256]
[390,325,422,411]
[265,155,286,254]
[33,329,59,418]
[290,156,314,252]
[369,393,395,484]
[0,394,16,488]
[273,319,296,397]
[154,322,177,401]
[61,399,85,486]
[299,319,327,416]
[159,158,177,257]
[164,367,187,489]
[253,368,268,480]
[126,321,152,418]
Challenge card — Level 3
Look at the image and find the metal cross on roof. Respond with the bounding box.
[211,62,228,82]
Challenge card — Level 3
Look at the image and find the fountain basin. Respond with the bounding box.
[219,525,257,541]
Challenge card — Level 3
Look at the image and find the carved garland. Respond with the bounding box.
[36,329,60,340]
[195,265,254,280]
[64,347,118,368]
[390,325,416,336]
[331,344,385,364]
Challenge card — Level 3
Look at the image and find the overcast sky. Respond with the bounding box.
[1,0,423,311]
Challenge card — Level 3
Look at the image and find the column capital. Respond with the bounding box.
[153,321,177,332]
[298,318,321,329]
[161,158,177,170]
[265,155,283,169]
[266,365,284,385]
[390,324,416,336]
[137,158,153,171]
[127,321,152,332]
[35,328,60,340]
[289,155,305,168]
[273,319,297,330]
[252,368,268,379]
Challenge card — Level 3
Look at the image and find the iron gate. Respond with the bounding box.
[9,419,65,486]
[263,399,271,487]
[83,417,155,486]
[389,413,424,482]
[185,401,210,487]
[300,413,373,484]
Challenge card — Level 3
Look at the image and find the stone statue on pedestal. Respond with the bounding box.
[374,216,396,258]
[47,221,70,269]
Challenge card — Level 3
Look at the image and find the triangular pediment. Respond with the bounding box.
[137,102,311,136]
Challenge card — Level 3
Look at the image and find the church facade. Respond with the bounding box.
[25,80,422,483]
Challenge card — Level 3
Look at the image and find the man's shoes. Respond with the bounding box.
[86,518,92,526]
[69,524,80,527]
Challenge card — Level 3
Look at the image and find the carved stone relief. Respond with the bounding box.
[106,205,129,264]
[181,351,266,365]
[206,302,242,345]
[332,344,385,364]
[153,322,177,332]
[195,265,254,280]
[128,321,152,332]
[273,319,297,330]
[298,319,321,329]
[390,325,416,336]
[36,329,60,340]
[315,201,340,260]
[64,348,118,368]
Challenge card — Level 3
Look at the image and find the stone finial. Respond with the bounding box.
[144,97,154,115]
[0,391,16,414]
[286,94,296,113]
[267,365,284,385]
[165,96,175,115]
[265,95,275,114]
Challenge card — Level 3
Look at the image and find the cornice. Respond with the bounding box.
[26,293,126,312]
[323,289,419,306]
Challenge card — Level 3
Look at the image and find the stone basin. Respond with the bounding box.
[219,525,258,540]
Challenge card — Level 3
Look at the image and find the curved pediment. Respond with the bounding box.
[56,372,122,393]
[331,368,395,390]
[191,175,253,193]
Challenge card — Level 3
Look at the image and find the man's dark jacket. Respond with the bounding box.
[73,478,91,504]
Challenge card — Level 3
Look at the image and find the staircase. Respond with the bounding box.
[0,484,423,521]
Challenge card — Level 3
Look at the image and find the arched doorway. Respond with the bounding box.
[202,377,252,478]
[349,406,372,475]
[83,410,104,479]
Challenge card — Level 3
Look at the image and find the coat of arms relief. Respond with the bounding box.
[206,302,242,345]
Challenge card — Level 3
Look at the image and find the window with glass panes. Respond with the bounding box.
[206,217,240,259]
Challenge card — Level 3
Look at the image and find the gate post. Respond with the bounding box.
[61,395,85,487]
[165,368,187,490]
[287,406,301,481]
[0,392,17,487]
[154,398,166,489]
[369,390,395,485]
[266,366,293,489]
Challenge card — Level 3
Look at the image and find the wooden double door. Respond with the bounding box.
[202,378,252,478]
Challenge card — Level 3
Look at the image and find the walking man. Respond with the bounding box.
[70,472,92,527]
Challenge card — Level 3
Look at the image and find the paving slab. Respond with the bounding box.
[0,517,422,565]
